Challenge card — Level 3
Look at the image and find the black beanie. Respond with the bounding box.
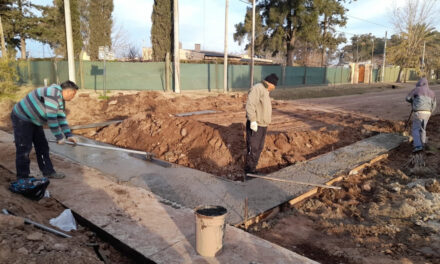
[264,73,279,86]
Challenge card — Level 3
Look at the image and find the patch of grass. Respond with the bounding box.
[98,95,110,100]
[270,84,398,100]
[0,85,35,102]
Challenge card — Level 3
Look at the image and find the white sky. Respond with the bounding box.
[26,0,438,58]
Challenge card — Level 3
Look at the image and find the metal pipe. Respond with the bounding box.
[2,209,72,238]
[48,140,153,157]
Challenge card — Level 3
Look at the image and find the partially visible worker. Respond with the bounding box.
[11,80,79,180]
[406,77,436,152]
[244,73,279,175]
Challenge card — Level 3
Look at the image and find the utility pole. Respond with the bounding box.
[64,0,76,82]
[0,16,6,57]
[356,41,359,63]
[371,38,374,83]
[422,41,426,73]
[381,31,387,82]
[173,0,181,93]
[223,0,228,93]
[249,0,255,88]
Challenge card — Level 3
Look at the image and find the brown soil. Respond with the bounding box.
[252,114,440,264]
[0,167,134,264]
[60,90,400,179]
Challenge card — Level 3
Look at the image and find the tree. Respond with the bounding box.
[0,0,45,59]
[423,31,440,79]
[38,0,83,58]
[315,0,347,66]
[79,0,90,53]
[234,0,352,66]
[388,0,439,80]
[151,0,172,62]
[234,0,319,66]
[88,0,113,60]
[111,19,130,58]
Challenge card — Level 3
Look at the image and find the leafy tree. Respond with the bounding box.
[88,0,113,60]
[424,31,440,79]
[234,0,319,66]
[79,0,90,53]
[151,0,172,62]
[0,0,44,59]
[38,0,83,58]
[388,23,435,81]
[315,0,347,66]
[388,0,438,80]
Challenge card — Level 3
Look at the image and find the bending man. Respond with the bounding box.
[11,80,79,179]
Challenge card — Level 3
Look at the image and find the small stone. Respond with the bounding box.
[52,243,68,251]
[384,249,392,254]
[17,247,29,255]
[108,100,117,105]
[26,232,43,241]
[262,222,269,229]
[362,183,371,192]
[180,128,187,137]
[34,245,45,254]
[306,143,312,148]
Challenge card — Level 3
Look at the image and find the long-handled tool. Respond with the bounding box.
[247,173,341,190]
[2,209,71,238]
[402,110,414,137]
[49,140,155,160]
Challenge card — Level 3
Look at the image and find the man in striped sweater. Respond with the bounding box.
[11,80,79,179]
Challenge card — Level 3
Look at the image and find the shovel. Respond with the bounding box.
[49,140,155,161]
[402,110,413,137]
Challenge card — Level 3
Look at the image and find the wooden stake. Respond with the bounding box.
[246,173,341,190]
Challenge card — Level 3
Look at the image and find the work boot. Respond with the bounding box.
[44,171,66,179]
[412,146,423,153]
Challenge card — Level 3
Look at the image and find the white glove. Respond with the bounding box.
[67,136,78,144]
[250,121,258,132]
[57,138,66,145]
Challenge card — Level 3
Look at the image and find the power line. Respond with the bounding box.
[347,15,388,28]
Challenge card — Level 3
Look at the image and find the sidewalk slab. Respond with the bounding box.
[0,130,317,264]
[42,130,405,225]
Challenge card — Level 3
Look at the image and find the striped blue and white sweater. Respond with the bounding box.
[13,85,73,140]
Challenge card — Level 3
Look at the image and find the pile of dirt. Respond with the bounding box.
[0,90,402,179]
[0,167,134,264]
[67,91,401,179]
[252,115,440,264]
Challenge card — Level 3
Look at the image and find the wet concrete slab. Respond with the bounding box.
[0,130,317,264]
[40,130,405,225]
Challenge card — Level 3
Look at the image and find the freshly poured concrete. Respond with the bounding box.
[42,130,405,225]
[0,130,317,264]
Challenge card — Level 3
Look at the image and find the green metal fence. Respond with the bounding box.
[15,60,412,92]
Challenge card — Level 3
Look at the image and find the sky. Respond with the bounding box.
[25,0,437,58]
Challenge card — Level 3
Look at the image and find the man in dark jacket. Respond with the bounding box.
[244,73,279,174]
[11,80,79,179]
[406,77,436,152]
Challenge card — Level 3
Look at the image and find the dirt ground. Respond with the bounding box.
[253,114,440,264]
[1,84,439,263]
[1,85,409,180]
[0,166,135,264]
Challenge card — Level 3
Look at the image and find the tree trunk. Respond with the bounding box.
[20,36,26,59]
[0,16,6,57]
[286,36,296,66]
[396,67,403,83]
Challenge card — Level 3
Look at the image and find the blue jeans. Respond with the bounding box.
[11,112,55,179]
[412,111,430,149]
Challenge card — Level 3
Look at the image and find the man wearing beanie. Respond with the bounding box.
[245,73,279,175]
